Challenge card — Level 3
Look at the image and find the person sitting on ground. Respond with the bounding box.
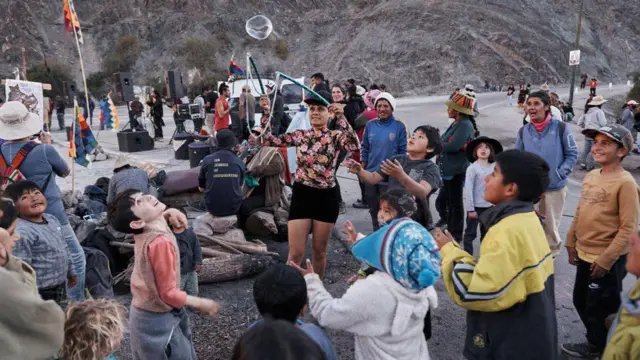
[291,217,440,360]
[5,181,76,305]
[0,196,65,360]
[602,230,640,359]
[436,149,557,360]
[232,320,327,360]
[198,129,245,218]
[108,189,221,360]
[106,156,150,205]
[562,125,639,359]
[348,125,443,229]
[239,127,285,230]
[251,264,337,360]
[172,223,202,297]
[60,298,126,360]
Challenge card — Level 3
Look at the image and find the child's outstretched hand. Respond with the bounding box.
[289,259,315,276]
[342,221,358,244]
[435,228,455,248]
[343,159,362,175]
[380,159,404,179]
[199,298,221,317]
[163,208,188,229]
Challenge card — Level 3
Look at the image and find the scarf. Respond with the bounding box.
[531,114,552,133]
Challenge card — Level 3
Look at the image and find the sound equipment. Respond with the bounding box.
[62,81,77,104]
[165,71,185,100]
[114,72,135,103]
[117,129,154,153]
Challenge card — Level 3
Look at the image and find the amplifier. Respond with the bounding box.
[117,129,155,153]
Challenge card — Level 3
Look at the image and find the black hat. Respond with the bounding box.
[465,136,503,163]
[216,129,238,150]
[304,90,332,107]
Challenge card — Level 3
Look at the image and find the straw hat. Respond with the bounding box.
[627,100,639,106]
[0,101,42,141]
[445,91,475,116]
[588,96,607,106]
[114,156,132,170]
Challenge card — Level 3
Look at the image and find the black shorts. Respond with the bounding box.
[289,182,340,223]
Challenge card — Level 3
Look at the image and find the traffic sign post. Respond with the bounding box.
[569,50,581,66]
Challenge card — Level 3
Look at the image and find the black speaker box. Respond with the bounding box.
[165,71,185,99]
[114,72,135,103]
[117,129,154,153]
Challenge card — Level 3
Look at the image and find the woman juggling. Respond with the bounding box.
[256,90,360,278]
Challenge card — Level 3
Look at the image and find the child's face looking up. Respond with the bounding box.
[377,200,398,225]
[15,189,47,219]
[475,143,492,160]
[130,193,167,223]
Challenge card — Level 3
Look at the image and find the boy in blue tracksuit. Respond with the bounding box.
[361,92,407,229]
[515,90,578,254]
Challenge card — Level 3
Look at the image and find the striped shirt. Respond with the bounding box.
[12,214,73,289]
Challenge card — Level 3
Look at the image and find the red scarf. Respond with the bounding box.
[532,114,552,132]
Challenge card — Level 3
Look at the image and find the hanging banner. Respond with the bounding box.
[5,79,45,127]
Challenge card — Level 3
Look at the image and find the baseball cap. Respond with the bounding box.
[582,125,634,151]
[304,90,332,106]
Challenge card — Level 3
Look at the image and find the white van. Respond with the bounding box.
[218,77,305,126]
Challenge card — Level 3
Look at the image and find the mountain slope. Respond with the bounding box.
[2,0,639,94]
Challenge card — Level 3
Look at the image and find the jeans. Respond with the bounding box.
[590,88,596,96]
[180,271,199,296]
[436,173,465,241]
[573,256,627,351]
[566,113,574,122]
[61,223,86,301]
[57,111,65,130]
[507,95,513,107]
[462,207,490,255]
[152,116,164,138]
[580,137,595,170]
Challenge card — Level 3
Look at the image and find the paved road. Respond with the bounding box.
[50,84,634,359]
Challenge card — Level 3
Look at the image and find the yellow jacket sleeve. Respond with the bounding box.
[440,227,553,312]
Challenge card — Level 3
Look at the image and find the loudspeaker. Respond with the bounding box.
[165,71,185,100]
[117,129,154,153]
[114,72,135,103]
[62,81,77,104]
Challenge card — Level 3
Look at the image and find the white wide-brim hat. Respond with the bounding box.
[355,85,366,96]
[0,101,42,140]
[589,96,607,106]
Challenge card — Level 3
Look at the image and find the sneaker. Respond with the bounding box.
[561,342,601,359]
[339,202,346,215]
[353,199,369,209]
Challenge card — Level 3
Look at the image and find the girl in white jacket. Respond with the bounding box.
[290,218,440,360]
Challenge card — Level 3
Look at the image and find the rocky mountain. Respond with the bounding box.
[2,0,639,95]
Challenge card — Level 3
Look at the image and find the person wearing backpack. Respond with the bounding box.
[0,101,86,301]
[515,91,578,256]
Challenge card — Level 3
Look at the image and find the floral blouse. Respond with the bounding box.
[260,115,360,189]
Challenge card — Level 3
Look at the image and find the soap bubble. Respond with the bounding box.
[246,15,273,40]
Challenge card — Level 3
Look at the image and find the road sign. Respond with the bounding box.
[569,50,581,66]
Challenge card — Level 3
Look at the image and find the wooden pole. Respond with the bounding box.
[69,0,91,192]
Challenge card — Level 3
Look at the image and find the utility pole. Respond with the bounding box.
[568,0,585,106]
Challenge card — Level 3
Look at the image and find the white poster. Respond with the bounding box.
[5,79,44,127]
[569,50,581,66]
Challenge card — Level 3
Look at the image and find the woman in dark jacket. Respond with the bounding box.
[344,84,366,128]
[435,91,477,242]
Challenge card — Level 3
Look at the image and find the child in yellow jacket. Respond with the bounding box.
[602,231,640,360]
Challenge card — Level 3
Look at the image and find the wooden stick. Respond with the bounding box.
[196,233,244,255]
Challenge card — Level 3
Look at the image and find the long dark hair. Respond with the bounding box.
[0,197,18,230]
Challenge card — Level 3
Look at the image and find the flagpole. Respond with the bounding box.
[68,0,90,192]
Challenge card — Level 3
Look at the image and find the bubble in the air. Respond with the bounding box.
[246,15,273,40]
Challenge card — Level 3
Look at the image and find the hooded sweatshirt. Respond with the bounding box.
[603,279,640,359]
[305,271,436,360]
[578,107,608,130]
